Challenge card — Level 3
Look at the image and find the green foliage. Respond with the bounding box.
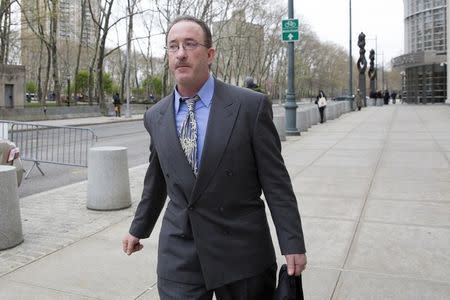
[75,70,90,94]
[142,75,162,96]
[26,81,37,93]
[102,73,116,95]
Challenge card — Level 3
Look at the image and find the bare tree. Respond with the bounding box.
[0,0,14,63]
[88,0,115,113]
[49,0,62,105]
[19,0,53,104]
[73,0,88,98]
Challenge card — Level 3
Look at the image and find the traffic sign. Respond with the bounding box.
[282,19,299,31]
[282,31,299,42]
[281,18,299,42]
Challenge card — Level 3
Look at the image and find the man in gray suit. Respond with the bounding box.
[122,15,306,299]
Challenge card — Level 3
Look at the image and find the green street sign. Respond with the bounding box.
[281,19,299,42]
[282,19,299,31]
[282,31,299,42]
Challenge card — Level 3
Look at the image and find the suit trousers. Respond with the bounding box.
[157,263,277,300]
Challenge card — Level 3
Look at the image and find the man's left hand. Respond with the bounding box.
[285,253,307,276]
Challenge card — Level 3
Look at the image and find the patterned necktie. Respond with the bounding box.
[179,95,200,176]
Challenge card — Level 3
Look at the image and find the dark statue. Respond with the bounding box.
[368,49,377,98]
[356,32,367,106]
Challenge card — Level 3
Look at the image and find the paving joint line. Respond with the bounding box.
[329,105,397,300]
[415,105,450,165]
[0,214,133,279]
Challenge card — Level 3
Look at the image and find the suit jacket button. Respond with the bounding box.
[181,234,185,238]
[225,169,233,176]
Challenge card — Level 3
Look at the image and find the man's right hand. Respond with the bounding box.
[122,233,144,255]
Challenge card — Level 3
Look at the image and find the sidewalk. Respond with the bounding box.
[1,104,450,299]
[28,114,144,127]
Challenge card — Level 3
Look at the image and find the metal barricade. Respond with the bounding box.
[0,121,97,178]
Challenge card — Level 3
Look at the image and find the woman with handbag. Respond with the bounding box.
[315,90,327,123]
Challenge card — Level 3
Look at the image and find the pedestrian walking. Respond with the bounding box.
[113,92,121,117]
[315,90,327,123]
[384,90,390,105]
[391,91,397,104]
[355,89,363,111]
[122,15,306,300]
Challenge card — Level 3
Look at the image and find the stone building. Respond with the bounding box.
[0,64,25,109]
[212,10,264,87]
[392,0,447,103]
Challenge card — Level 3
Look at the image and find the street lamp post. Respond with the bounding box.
[284,0,299,136]
[447,2,450,104]
[349,0,353,101]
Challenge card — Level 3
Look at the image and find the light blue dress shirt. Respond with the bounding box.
[174,75,214,168]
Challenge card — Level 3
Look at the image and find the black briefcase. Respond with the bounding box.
[273,264,304,300]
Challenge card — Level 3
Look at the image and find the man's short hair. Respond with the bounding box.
[167,15,213,48]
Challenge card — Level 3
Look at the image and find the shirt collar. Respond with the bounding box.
[174,74,214,113]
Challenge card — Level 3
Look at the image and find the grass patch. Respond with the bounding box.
[25,101,59,108]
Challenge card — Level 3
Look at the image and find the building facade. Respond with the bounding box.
[20,0,98,81]
[212,10,264,87]
[392,0,447,103]
[0,64,25,109]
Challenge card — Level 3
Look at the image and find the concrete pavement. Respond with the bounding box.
[1,104,450,299]
[29,114,144,127]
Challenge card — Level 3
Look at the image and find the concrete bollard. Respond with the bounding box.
[305,109,312,128]
[296,110,308,132]
[0,165,23,250]
[87,146,131,210]
[310,108,317,125]
[273,114,286,141]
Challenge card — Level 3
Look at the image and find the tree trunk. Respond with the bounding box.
[50,0,61,105]
[74,0,87,97]
[96,0,114,115]
[0,0,10,63]
[37,39,45,105]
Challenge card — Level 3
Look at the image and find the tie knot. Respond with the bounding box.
[181,95,199,113]
[181,95,199,102]
[182,95,199,105]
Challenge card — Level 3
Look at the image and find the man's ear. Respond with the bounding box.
[207,48,216,65]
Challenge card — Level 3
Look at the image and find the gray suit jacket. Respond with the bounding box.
[129,79,305,290]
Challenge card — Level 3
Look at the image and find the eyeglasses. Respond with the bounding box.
[166,40,208,52]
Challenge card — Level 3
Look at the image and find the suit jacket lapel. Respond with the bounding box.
[155,93,196,199]
[191,80,240,204]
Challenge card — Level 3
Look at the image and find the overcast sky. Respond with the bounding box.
[295,0,404,69]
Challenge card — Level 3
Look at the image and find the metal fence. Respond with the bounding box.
[0,120,97,178]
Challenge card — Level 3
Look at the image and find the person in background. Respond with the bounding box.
[391,91,397,104]
[244,76,264,93]
[315,90,327,123]
[384,90,390,105]
[355,89,363,111]
[122,15,306,300]
[113,92,121,117]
